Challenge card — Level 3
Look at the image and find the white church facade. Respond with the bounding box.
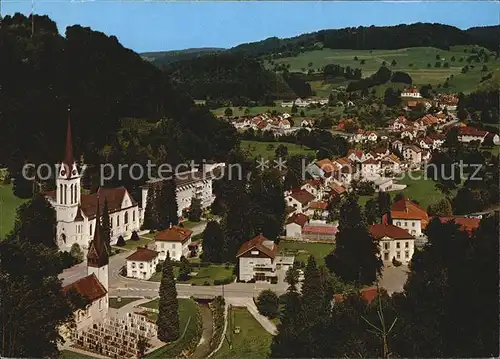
[45,119,143,252]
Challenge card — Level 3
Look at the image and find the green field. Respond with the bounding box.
[60,350,100,359]
[150,264,234,285]
[241,140,314,159]
[145,298,200,358]
[213,307,272,359]
[267,46,500,94]
[0,184,28,238]
[278,240,334,265]
[113,236,152,250]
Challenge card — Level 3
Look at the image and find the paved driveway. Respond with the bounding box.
[378,265,409,294]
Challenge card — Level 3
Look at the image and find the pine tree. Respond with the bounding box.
[157,252,180,342]
[101,198,112,252]
[12,167,34,199]
[142,185,157,230]
[325,194,382,285]
[188,197,202,222]
[201,220,226,263]
[156,178,178,230]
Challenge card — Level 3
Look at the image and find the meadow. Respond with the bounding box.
[241,140,315,159]
[0,184,28,238]
[267,46,500,94]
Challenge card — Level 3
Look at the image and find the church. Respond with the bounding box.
[45,119,143,252]
[61,198,109,336]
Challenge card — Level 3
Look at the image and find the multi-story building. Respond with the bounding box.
[126,247,159,280]
[154,226,193,261]
[383,198,429,237]
[370,223,415,264]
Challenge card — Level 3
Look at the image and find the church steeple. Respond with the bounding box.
[63,115,74,175]
[87,196,109,268]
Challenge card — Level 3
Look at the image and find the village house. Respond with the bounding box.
[381,154,401,174]
[415,114,439,130]
[419,137,434,149]
[370,224,415,264]
[301,118,315,128]
[434,94,459,111]
[388,116,411,132]
[60,199,109,338]
[365,131,378,142]
[236,234,294,283]
[45,120,142,253]
[125,247,159,280]
[436,217,481,236]
[457,127,489,143]
[401,88,422,98]
[360,158,381,177]
[285,189,315,213]
[392,140,404,153]
[300,179,325,199]
[428,133,445,149]
[402,145,423,165]
[285,213,309,238]
[309,158,339,179]
[306,201,329,218]
[371,147,390,160]
[383,198,429,237]
[400,127,417,141]
[154,226,193,261]
[371,176,395,192]
[347,149,366,163]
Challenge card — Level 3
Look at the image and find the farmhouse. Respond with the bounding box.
[237,234,294,283]
[402,145,423,165]
[285,189,315,213]
[370,224,415,264]
[457,127,489,143]
[154,226,193,261]
[285,213,309,238]
[361,158,381,177]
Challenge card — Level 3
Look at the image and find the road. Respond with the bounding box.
[60,222,288,299]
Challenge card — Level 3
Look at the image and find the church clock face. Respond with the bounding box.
[72,169,77,176]
[60,170,66,177]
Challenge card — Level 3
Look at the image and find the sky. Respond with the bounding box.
[3,1,499,53]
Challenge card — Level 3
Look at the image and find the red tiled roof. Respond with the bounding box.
[390,199,429,222]
[404,88,420,93]
[303,224,337,235]
[334,287,378,305]
[309,201,328,210]
[63,274,107,303]
[370,224,415,240]
[347,149,364,159]
[289,189,315,206]
[155,226,193,243]
[404,145,422,153]
[236,234,276,258]
[458,127,488,137]
[407,101,417,107]
[286,213,309,227]
[316,159,338,173]
[437,217,480,235]
[334,157,351,166]
[126,247,158,262]
[362,158,379,165]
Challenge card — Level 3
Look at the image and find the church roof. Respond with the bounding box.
[87,196,109,267]
[80,187,137,219]
[63,273,107,303]
[62,117,75,179]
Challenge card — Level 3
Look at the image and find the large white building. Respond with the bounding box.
[154,226,193,261]
[126,247,159,280]
[61,199,109,336]
[383,198,429,237]
[45,120,142,252]
[370,224,415,264]
[141,162,223,219]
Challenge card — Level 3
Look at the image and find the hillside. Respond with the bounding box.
[141,47,224,66]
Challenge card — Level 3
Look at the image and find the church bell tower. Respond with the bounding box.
[87,196,109,291]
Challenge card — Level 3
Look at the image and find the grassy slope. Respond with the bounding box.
[0,184,28,238]
[241,140,315,159]
[266,46,500,94]
[149,264,234,285]
[213,307,272,359]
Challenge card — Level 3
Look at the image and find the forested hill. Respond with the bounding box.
[0,13,236,178]
[229,23,500,57]
[162,53,298,104]
[142,47,225,66]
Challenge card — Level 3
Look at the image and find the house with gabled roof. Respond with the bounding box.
[361,158,381,177]
[154,226,193,261]
[457,127,489,143]
[383,198,429,237]
[402,145,423,165]
[286,189,316,213]
[237,234,294,282]
[126,247,159,280]
[285,213,309,238]
[370,224,415,264]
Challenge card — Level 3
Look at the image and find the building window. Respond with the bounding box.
[139,263,144,269]
[412,222,415,227]
[405,242,409,248]
[384,253,389,261]
[384,243,389,250]
[133,211,136,222]
[396,222,401,226]
[411,230,416,234]
[99,299,102,310]
[131,262,136,268]
[396,242,400,249]
[396,251,401,259]
[90,224,92,236]
[172,251,176,257]
[110,217,113,228]
[405,251,409,259]
[171,243,175,249]
[64,184,67,204]
[117,216,120,226]
[125,212,128,224]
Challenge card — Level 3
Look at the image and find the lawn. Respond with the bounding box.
[0,184,28,238]
[149,264,234,285]
[109,297,142,309]
[114,236,153,250]
[212,307,272,359]
[241,140,314,159]
[278,240,334,265]
[145,298,201,358]
[180,220,206,229]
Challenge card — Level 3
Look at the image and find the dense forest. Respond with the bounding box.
[162,53,298,104]
[0,14,238,196]
[142,47,224,67]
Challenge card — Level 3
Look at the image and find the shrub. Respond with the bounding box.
[116,235,125,246]
[69,243,84,264]
[392,257,402,267]
[214,276,234,285]
[256,289,280,318]
[130,231,140,241]
[203,281,210,286]
[59,251,77,269]
[209,297,226,352]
